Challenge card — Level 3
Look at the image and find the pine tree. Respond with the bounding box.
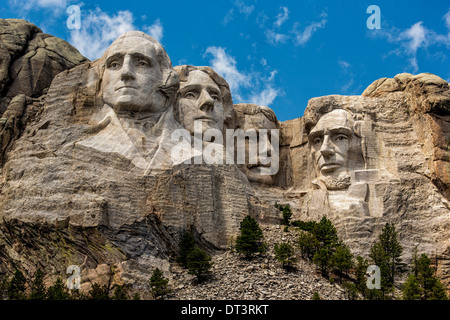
[177,231,196,267]
[149,268,170,298]
[29,268,46,300]
[403,253,448,300]
[332,243,354,277]
[297,230,319,260]
[186,247,213,282]
[402,274,423,300]
[369,223,403,297]
[113,285,128,300]
[355,256,369,297]
[235,215,266,258]
[47,277,70,300]
[7,269,27,300]
[274,243,296,269]
[280,204,293,226]
[88,283,110,300]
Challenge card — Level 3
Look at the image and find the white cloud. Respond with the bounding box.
[223,9,234,25]
[204,46,280,107]
[9,0,68,13]
[370,12,450,73]
[145,18,163,43]
[264,29,289,45]
[293,13,328,46]
[249,86,279,107]
[204,46,250,97]
[69,8,136,60]
[338,60,355,93]
[274,6,289,28]
[234,0,254,18]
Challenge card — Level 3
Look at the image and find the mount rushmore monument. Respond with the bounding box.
[0,19,449,294]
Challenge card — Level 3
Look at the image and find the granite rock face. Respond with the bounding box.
[0,20,448,295]
[280,74,450,286]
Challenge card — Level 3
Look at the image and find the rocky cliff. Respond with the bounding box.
[0,19,448,297]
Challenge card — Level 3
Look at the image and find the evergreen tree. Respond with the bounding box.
[274,243,296,269]
[369,223,403,297]
[186,247,213,282]
[403,253,448,300]
[0,275,8,300]
[235,215,266,258]
[402,274,423,300]
[297,230,319,260]
[354,256,369,297]
[332,243,354,277]
[312,292,321,300]
[88,283,110,300]
[177,230,196,267]
[312,216,338,247]
[29,268,47,300]
[47,277,70,300]
[132,292,141,300]
[7,269,27,300]
[149,268,170,298]
[280,204,293,226]
[113,285,128,300]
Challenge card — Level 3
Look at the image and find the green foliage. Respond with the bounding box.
[29,269,46,300]
[313,216,339,247]
[274,243,296,269]
[133,292,141,300]
[354,256,370,297]
[235,215,266,258]
[88,283,110,300]
[292,220,317,232]
[149,268,170,298]
[402,275,423,300]
[402,252,448,300]
[47,277,70,300]
[297,230,319,260]
[369,223,403,296]
[342,281,360,300]
[7,270,27,300]
[312,291,321,300]
[178,231,196,267]
[276,204,293,226]
[113,285,128,300]
[186,247,213,282]
[331,243,354,276]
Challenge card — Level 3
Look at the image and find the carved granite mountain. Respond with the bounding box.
[0,19,448,296]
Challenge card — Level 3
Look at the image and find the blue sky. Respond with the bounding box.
[1,0,449,121]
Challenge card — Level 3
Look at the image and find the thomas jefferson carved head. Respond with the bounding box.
[174,65,233,135]
[100,31,179,115]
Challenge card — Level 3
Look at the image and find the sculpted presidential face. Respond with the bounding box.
[177,70,225,135]
[308,109,359,180]
[101,35,165,114]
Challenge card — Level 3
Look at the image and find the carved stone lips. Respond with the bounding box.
[116,85,137,91]
[195,116,214,121]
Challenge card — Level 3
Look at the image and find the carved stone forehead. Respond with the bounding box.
[311,109,355,133]
[181,70,220,90]
[105,32,158,57]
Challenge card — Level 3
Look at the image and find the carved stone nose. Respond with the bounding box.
[199,90,214,112]
[320,136,334,157]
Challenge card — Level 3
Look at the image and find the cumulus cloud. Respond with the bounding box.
[293,12,328,46]
[204,46,280,107]
[223,9,234,25]
[370,10,450,73]
[145,18,164,43]
[69,8,136,60]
